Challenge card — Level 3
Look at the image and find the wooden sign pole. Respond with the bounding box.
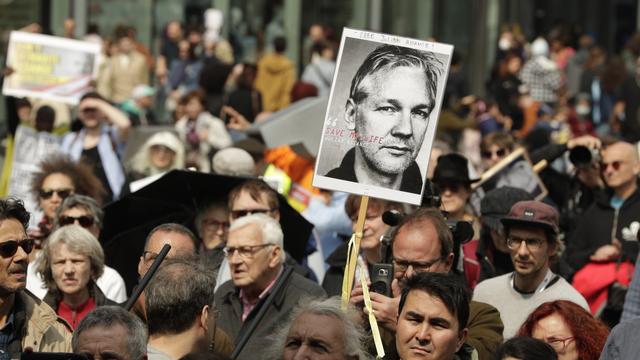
[341,195,369,307]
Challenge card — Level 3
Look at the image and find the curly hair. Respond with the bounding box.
[517,300,609,360]
[30,155,106,206]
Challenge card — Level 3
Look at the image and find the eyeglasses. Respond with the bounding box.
[481,148,507,159]
[0,239,35,257]
[81,107,98,114]
[59,215,95,228]
[506,235,544,251]
[39,188,73,200]
[202,219,230,230]
[393,257,442,273]
[601,160,623,171]
[223,244,273,259]
[230,208,274,220]
[545,336,575,353]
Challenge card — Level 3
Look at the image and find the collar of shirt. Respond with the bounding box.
[239,267,284,322]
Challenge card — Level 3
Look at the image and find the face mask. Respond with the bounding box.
[576,105,590,116]
[499,38,512,51]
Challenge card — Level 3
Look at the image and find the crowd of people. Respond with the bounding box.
[0,16,639,360]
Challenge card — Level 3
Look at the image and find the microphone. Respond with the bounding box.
[382,209,403,227]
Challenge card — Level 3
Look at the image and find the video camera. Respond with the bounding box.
[370,180,473,297]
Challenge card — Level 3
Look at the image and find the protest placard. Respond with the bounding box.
[312,28,453,205]
[7,126,63,228]
[469,147,548,214]
[2,31,100,105]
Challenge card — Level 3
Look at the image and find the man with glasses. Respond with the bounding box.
[215,214,325,360]
[350,207,503,360]
[473,200,588,338]
[0,198,71,356]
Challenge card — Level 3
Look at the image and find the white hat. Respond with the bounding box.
[212,147,255,176]
[132,85,156,99]
[531,37,549,58]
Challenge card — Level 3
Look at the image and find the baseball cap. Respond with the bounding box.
[132,85,156,99]
[500,200,559,235]
[481,187,533,231]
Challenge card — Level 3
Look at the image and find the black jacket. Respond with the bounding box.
[566,185,640,272]
[214,267,326,360]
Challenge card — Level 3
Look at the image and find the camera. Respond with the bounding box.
[569,145,600,167]
[371,263,394,297]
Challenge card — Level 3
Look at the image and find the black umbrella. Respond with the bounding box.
[100,170,314,293]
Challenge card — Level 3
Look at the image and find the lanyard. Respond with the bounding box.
[511,269,556,294]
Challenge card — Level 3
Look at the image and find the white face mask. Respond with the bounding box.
[499,38,512,51]
[576,104,590,116]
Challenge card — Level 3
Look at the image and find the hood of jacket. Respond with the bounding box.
[261,53,294,74]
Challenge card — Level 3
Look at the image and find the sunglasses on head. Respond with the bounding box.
[481,148,507,159]
[59,215,95,228]
[601,161,623,171]
[0,239,35,258]
[39,188,73,200]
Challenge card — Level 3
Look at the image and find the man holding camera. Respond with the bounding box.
[350,208,503,360]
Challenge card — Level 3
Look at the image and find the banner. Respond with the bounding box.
[7,126,63,228]
[312,28,453,205]
[2,31,100,105]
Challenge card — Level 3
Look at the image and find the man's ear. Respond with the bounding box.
[269,246,283,268]
[455,328,468,352]
[344,98,357,131]
[443,252,455,272]
[137,256,145,278]
[200,304,210,331]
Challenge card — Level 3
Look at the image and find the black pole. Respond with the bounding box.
[230,266,294,360]
[123,244,171,311]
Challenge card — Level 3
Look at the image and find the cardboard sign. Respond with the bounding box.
[312,28,453,205]
[2,31,100,105]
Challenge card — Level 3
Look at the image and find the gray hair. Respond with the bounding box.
[229,213,284,261]
[145,257,216,336]
[54,194,104,229]
[38,224,105,295]
[72,305,148,359]
[268,297,371,360]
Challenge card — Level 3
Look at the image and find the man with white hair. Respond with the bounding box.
[519,37,562,105]
[214,214,326,360]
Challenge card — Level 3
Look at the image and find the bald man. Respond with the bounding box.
[566,141,640,274]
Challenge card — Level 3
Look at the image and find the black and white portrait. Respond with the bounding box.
[313,28,453,205]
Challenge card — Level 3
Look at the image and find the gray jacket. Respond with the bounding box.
[600,318,640,360]
[214,268,326,360]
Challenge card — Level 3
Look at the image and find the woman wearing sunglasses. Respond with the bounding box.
[37,224,116,329]
[30,156,106,240]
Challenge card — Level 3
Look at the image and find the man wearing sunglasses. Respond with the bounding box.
[215,214,325,360]
[473,201,588,338]
[349,208,503,360]
[566,141,640,294]
[0,198,71,355]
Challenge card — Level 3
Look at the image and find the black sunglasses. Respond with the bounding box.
[59,215,95,228]
[39,188,73,200]
[481,148,507,159]
[0,239,35,258]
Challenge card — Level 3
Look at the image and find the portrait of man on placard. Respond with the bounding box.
[313,31,451,205]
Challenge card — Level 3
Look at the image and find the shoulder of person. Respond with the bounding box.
[289,272,326,297]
